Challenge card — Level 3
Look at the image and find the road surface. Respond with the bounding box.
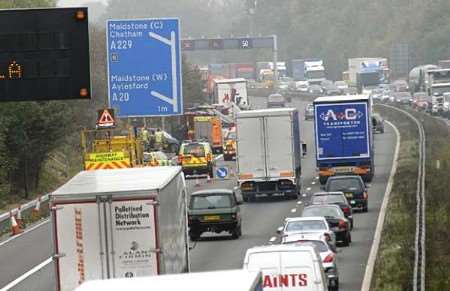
[0,96,396,291]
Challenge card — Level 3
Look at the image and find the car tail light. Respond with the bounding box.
[241,182,255,191]
[342,206,351,215]
[363,191,368,200]
[206,153,212,162]
[323,253,335,263]
[178,155,184,164]
[338,219,348,230]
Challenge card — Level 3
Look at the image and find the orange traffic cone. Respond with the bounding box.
[16,207,23,228]
[10,212,22,236]
[32,197,41,218]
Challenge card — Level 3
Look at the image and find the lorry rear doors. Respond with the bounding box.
[237,117,266,179]
[265,115,294,177]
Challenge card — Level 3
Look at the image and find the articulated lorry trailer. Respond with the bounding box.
[50,167,189,291]
[314,95,374,184]
[236,108,306,201]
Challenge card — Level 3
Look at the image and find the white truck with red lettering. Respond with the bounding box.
[243,244,328,291]
[50,167,189,291]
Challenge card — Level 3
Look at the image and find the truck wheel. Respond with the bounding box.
[319,176,328,185]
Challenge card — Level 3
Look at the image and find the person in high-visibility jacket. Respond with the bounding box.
[154,128,165,151]
[142,127,149,151]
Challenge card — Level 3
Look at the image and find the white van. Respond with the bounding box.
[243,244,328,291]
[75,269,262,291]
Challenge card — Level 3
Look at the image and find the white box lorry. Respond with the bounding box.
[213,78,250,110]
[75,270,262,291]
[243,244,328,291]
[236,108,305,201]
[50,167,189,291]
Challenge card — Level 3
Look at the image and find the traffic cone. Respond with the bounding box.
[195,177,200,187]
[16,207,23,228]
[10,212,22,236]
[32,197,41,219]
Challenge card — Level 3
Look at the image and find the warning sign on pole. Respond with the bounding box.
[96,108,116,128]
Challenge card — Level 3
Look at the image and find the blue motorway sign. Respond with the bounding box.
[216,167,229,179]
[107,18,182,117]
[314,102,370,160]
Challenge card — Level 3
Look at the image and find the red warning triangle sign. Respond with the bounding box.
[97,109,116,128]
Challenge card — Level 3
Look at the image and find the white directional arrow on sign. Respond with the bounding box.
[149,31,178,113]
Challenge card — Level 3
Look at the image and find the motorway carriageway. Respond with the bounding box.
[0,97,396,291]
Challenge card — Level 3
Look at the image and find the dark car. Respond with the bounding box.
[310,191,354,229]
[308,84,324,95]
[324,176,368,212]
[372,113,384,133]
[188,189,242,240]
[301,205,352,246]
[393,91,412,105]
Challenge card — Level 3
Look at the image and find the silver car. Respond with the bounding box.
[277,216,336,247]
[282,234,339,290]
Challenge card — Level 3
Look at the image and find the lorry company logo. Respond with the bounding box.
[262,273,308,288]
[115,205,151,230]
[320,108,364,122]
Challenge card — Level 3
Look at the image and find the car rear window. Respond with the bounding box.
[183,143,205,157]
[302,206,343,218]
[327,178,362,192]
[190,194,232,209]
[286,220,326,232]
[312,195,346,204]
[287,240,328,252]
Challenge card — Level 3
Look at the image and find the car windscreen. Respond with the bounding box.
[286,220,327,232]
[327,178,362,192]
[312,195,346,204]
[183,143,205,157]
[190,194,232,209]
[302,207,343,218]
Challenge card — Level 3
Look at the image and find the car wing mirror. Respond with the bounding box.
[276,226,284,234]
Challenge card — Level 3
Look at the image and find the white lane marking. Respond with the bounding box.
[302,193,307,197]
[311,181,316,185]
[296,201,302,205]
[290,208,297,213]
[0,219,50,247]
[269,236,277,243]
[1,257,53,290]
[361,120,400,291]
[315,176,319,180]
[306,187,312,191]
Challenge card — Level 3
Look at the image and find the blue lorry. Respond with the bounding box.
[313,95,374,184]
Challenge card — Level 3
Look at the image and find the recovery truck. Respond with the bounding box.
[81,127,144,171]
[213,78,250,110]
[314,95,374,184]
[236,108,306,201]
[193,115,223,154]
[50,167,190,291]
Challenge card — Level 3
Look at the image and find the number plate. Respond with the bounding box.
[334,167,353,173]
[345,192,353,198]
[204,215,221,221]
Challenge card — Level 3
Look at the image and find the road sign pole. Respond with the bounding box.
[272,35,278,92]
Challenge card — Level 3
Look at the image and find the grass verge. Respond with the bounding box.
[371,105,418,291]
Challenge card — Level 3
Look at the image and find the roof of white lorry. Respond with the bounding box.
[314,94,369,103]
[214,78,247,84]
[75,270,261,291]
[237,107,296,118]
[52,167,182,197]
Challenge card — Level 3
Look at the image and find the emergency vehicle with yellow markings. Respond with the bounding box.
[193,115,224,154]
[81,128,144,171]
[178,141,215,177]
[223,127,237,161]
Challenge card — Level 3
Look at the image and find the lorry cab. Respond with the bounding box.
[243,244,328,291]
